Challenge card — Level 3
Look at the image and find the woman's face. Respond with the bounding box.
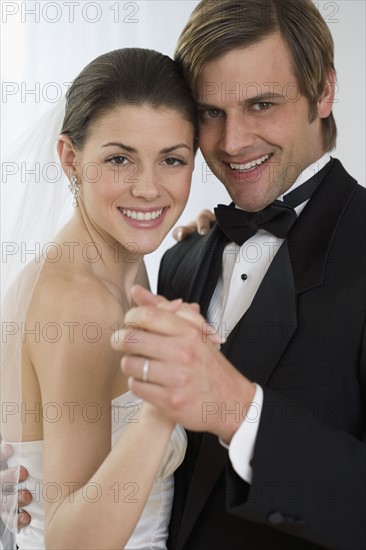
[74,104,195,255]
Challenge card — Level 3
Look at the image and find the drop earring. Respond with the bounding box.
[68,174,80,208]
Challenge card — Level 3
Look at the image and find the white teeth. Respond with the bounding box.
[230,154,270,172]
[121,208,164,221]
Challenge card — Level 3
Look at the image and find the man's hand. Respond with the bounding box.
[130,286,220,343]
[113,286,256,444]
[173,209,215,241]
[1,443,32,528]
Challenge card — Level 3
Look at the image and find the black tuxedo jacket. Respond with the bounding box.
[158,160,366,550]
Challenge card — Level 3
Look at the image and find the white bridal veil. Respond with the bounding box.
[1,97,70,549]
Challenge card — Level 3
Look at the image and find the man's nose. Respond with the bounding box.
[220,114,256,157]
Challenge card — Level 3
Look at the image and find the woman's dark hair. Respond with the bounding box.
[61,48,197,148]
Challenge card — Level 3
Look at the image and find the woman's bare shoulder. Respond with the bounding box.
[26,268,126,389]
[30,265,124,324]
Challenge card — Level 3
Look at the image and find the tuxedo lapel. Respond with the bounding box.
[287,159,358,293]
[223,240,297,382]
[170,225,228,315]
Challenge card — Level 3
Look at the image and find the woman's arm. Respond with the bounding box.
[28,278,174,550]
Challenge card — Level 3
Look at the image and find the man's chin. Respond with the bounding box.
[228,189,277,212]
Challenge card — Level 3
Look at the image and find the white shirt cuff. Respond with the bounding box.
[219,383,263,484]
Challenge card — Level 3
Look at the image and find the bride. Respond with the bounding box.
[1,47,213,550]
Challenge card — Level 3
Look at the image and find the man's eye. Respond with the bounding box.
[252,102,273,111]
[201,108,222,119]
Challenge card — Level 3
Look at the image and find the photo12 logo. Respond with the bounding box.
[1,1,140,24]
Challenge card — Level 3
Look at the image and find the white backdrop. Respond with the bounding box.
[1,0,365,290]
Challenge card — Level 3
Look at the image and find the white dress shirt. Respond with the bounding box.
[208,154,331,483]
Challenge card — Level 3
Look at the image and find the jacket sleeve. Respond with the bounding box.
[226,368,366,550]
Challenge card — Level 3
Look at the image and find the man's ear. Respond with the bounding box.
[57,134,78,179]
[317,69,336,119]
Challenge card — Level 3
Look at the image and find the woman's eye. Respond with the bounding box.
[164,157,185,166]
[108,156,129,166]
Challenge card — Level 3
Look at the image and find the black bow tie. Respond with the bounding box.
[214,159,334,246]
[214,201,297,245]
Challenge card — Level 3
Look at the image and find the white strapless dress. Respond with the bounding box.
[7,392,187,549]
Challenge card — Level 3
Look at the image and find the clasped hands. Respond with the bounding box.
[113,285,256,444]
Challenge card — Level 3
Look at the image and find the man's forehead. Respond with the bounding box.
[195,36,298,100]
[197,34,294,74]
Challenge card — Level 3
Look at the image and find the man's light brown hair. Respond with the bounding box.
[175,0,337,151]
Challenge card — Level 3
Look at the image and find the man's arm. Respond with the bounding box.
[172,209,215,241]
[114,286,366,550]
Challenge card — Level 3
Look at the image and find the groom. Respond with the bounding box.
[118,0,366,549]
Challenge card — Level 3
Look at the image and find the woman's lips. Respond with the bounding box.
[118,207,168,228]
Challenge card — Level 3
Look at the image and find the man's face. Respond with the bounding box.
[196,33,333,212]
